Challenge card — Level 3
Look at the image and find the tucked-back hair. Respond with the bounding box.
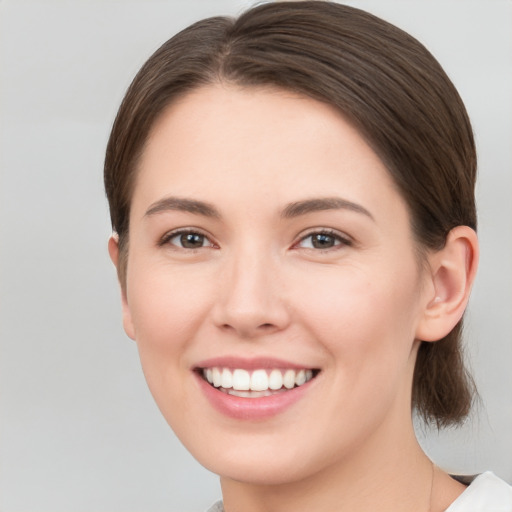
[105,1,477,427]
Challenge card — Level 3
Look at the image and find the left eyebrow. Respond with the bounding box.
[144,197,221,218]
[281,197,374,220]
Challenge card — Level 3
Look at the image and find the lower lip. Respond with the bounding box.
[194,372,316,420]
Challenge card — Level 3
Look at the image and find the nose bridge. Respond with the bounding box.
[213,239,288,337]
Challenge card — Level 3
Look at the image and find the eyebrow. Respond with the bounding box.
[144,195,373,221]
[145,197,221,218]
[281,197,374,220]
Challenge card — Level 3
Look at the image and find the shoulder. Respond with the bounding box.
[205,501,224,512]
[446,472,512,512]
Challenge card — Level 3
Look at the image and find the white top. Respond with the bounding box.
[446,472,512,511]
[206,472,512,512]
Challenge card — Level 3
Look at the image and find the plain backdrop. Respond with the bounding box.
[0,1,511,511]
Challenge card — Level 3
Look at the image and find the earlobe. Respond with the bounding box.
[108,235,136,341]
[416,226,479,342]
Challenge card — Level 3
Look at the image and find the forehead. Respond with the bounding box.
[141,83,371,168]
[132,84,407,224]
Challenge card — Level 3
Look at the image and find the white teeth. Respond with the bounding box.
[202,367,316,393]
[250,369,269,391]
[221,368,233,389]
[295,369,306,386]
[283,369,296,389]
[268,369,283,390]
[227,389,277,398]
[212,367,222,387]
[232,369,250,391]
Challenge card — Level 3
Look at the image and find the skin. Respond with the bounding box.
[109,84,478,512]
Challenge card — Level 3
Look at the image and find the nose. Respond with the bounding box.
[211,248,290,339]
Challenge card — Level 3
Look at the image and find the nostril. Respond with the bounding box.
[221,322,274,330]
[219,322,279,337]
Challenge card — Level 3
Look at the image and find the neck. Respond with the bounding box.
[220,418,434,512]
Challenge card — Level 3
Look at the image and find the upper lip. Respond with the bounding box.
[194,356,318,371]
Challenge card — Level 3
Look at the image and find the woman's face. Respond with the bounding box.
[118,85,434,484]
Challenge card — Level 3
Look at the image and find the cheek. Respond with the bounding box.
[127,260,211,342]
[124,258,216,397]
[124,260,218,427]
[293,264,422,451]
[297,260,421,377]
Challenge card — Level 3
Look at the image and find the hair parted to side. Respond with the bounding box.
[104,1,477,427]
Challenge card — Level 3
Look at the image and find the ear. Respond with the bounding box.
[108,235,136,340]
[416,226,479,342]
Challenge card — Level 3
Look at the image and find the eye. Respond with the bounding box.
[161,229,214,249]
[296,230,351,250]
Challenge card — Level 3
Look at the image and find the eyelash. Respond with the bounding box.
[159,228,216,250]
[159,228,352,252]
[294,229,353,251]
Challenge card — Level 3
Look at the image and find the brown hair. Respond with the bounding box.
[104,1,477,427]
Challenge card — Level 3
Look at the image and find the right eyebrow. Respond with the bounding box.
[144,197,221,219]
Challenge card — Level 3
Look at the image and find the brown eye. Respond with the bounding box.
[180,233,206,248]
[311,233,337,249]
[297,230,351,250]
[166,231,212,249]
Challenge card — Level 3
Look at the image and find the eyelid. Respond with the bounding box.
[293,228,353,250]
[158,227,217,249]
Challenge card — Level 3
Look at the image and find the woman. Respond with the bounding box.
[104,2,512,510]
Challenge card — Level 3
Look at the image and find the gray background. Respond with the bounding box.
[0,1,511,511]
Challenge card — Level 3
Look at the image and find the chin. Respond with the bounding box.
[204,455,316,486]
[179,426,341,487]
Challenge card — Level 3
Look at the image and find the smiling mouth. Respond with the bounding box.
[199,367,320,398]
